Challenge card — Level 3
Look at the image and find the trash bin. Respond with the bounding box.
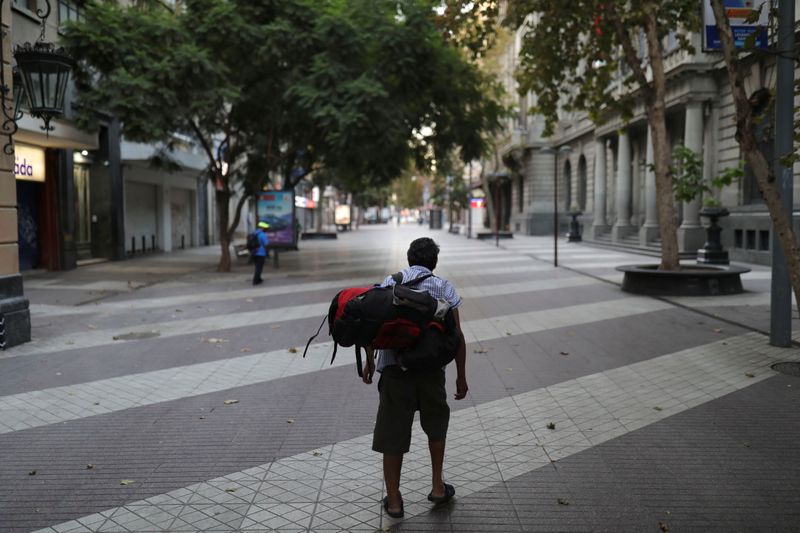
[429,208,443,230]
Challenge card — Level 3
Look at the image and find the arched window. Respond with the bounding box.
[578,155,588,211]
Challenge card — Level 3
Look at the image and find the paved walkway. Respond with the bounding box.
[2,226,799,532]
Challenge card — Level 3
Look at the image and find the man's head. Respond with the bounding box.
[407,237,439,271]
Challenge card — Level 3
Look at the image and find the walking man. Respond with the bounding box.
[252,221,270,285]
[362,237,468,519]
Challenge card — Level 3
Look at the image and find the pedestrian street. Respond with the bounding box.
[2,226,799,532]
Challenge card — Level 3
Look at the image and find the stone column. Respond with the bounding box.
[612,130,633,242]
[591,138,609,238]
[640,126,660,246]
[0,0,31,347]
[678,101,706,252]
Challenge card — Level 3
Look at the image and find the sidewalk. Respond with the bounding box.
[1,226,799,532]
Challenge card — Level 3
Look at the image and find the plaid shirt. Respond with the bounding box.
[375,265,461,372]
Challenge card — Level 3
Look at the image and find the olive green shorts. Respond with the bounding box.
[372,366,450,455]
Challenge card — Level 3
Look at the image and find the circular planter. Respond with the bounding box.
[616,264,751,296]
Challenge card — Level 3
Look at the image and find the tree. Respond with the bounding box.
[65,0,505,271]
[709,0,800,310]
[503,0,700,270]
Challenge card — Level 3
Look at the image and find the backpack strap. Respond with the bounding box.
[302,314,328,359]
[355,345,363,377]
[391,271,433,287]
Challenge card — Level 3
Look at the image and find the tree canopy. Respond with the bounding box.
[63,0,505,269]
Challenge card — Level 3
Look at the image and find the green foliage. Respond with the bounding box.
[503,0,701,135]
[63,0,506,196]
[392,173,425,209]
[671,145,743,207]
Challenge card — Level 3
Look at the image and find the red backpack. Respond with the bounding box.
[302,273,441,375]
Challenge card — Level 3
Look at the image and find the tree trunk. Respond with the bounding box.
[711,0,800,312]
[644,10,680,270]
[216,188,232,272]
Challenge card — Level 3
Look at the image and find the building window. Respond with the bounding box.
[59,0,83,27]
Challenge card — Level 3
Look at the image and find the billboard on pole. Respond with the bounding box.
[256,190,296,249]
[703,0,770,51]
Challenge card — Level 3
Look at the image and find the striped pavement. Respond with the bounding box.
[2,225,798,533]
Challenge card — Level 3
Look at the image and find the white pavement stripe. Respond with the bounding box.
[33,333,797,532]
[28,263,554,319]
[0,296,668,434]
[16,266,579,355]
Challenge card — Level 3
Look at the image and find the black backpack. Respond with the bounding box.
[303,272,457,375]
[246,231,260,253]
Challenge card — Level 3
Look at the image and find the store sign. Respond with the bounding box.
[14,144,45,182]
[703,0,769,51]
[470,198,485,209]
[295,196,316,209]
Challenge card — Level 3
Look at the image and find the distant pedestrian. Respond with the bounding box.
[252,221,270,285]
[362,237,468,519]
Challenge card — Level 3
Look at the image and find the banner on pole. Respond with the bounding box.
[703,0,770,51]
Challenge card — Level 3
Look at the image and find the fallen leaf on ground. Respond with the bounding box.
[312,451,322,457]
[653,406,663,411]
[287,419,295,424]
[199,416,205,420]
[505,368,513,372]
[271,325,281,330]
[175,309,183,313]
[546,422,556,430]
[119,479,135,486]
[224,488,237,493]
[65,340,74,345]
[473,348,488,354]
[713,328,723,333]
[743,442,751,448]
[288,347,298,353]
[86,464,94,470]
[28,470,37,476]
[745,373,755,378]
[246,298,254,303]
[223,399,239,405]
[557,498,569,506]
[87,324,97,330]
[240,347,252,353]
[559,351,569,356]
[204,338,228,344]
[505,331,512,336]
[658,521,669,532]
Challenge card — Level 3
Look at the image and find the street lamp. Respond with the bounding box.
[0,1,74,154]
[539,145,572,267]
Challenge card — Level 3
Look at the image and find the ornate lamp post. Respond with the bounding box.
[0,1,74,153]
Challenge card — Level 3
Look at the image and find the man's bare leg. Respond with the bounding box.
[383,454,404,512]
[428,440,446,498]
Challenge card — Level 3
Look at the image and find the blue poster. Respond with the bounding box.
[703,0,769,50]
[256,190,296,248]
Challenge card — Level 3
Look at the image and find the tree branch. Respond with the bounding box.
[188,119,221,177]
[606,5,652,102]
[227,188,252,241]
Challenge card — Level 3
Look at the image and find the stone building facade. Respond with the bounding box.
[492,9,800,266]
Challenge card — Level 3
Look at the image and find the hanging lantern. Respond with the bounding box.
[14,42,74,132]
[12,68,27,121]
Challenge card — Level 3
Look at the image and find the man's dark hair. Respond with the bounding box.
[407,237,439,271]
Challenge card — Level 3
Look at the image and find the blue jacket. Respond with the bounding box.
[254,229,269,257]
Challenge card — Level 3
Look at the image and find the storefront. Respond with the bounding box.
[14,144,46,270]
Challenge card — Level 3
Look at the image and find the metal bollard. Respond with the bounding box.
[142,235,146,253]
[131,237,136,255]
[181,235,185,249]
[152,235,156,251]
[0,313,6,350]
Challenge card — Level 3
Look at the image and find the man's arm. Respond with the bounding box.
[451,308,468,400]
[362,346,376,385]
